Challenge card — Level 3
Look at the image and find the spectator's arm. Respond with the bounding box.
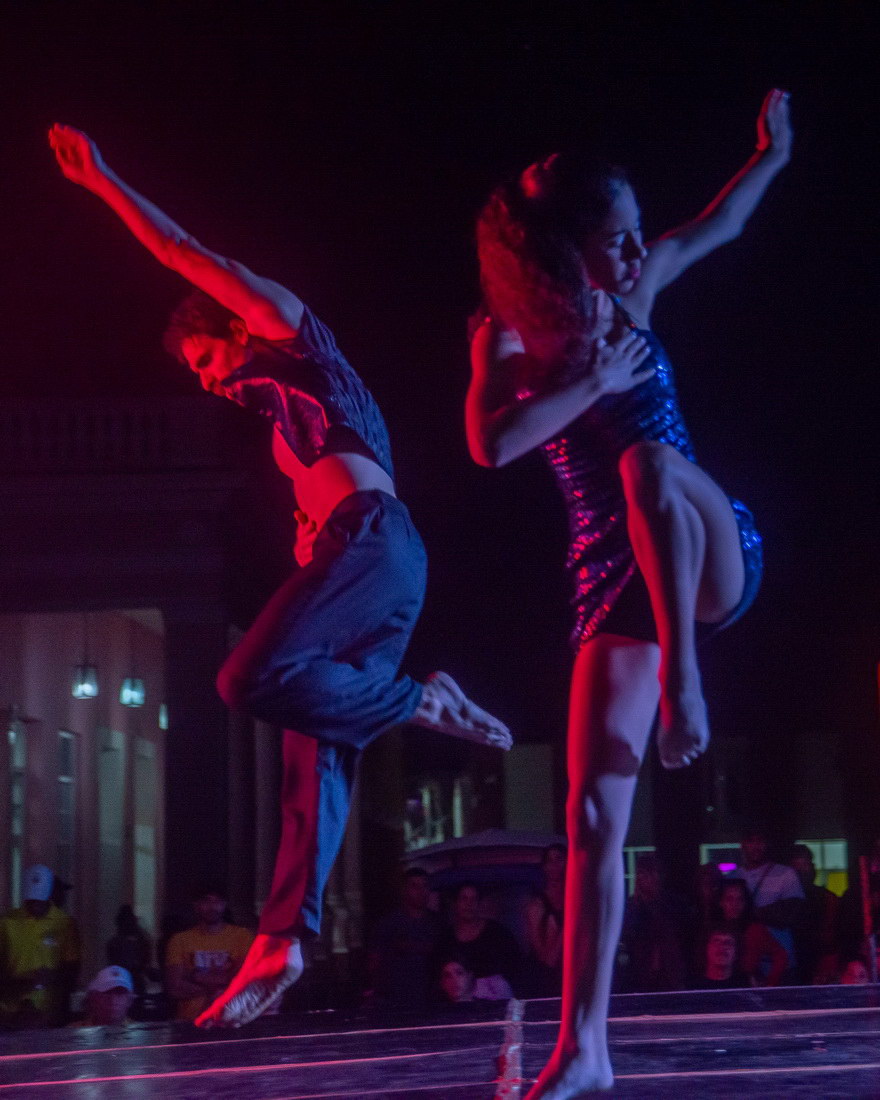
[743,923,788,986]
[524,896,562,968]
[754,866,805,929]
[164,963,209,1000]
[754,896,806,928]
[495,922,524,986]
[229,930,255,974]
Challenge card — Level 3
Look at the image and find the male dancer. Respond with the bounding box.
[50,124,511,1027]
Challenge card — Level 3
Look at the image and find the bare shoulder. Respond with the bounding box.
[470,318,526,368]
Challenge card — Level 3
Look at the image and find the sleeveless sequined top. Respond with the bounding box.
[539,301,760,644]
[223,303,394,479]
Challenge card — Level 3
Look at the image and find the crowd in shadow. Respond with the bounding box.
[2,830,878,1031]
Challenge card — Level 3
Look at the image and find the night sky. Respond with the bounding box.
[4,3,878,825]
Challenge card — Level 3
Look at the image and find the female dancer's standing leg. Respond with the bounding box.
[528,636,659,1097]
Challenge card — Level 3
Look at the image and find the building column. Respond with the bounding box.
[161,601,230,920]
[651,748,705,898]
[227,707,255,924]
[253,719,282,917]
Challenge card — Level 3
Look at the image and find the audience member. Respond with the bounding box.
[107,905,152,995]
[523,844,566,996]
[738,826,804,976]
[839,957,870,985]
[80,966,135,1026]
[718,878,787,987]
[620,855,687,992]
[437,883,522,994]
[438,953,513,1004]
[369,867,443,1011]
[0,864,80,1027]
[789,844,839,984]
[836,868,880,976]
[691,927,749,989]
[164,883,254,1022]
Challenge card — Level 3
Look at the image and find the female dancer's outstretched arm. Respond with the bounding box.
[635,88,792,304]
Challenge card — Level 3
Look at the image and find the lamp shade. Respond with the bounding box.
[72,664,99,699]
[119,677,145,707]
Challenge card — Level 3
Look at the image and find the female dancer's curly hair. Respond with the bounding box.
[476,152,630,380]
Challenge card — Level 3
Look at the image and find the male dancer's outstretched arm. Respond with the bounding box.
[50,124,302,339]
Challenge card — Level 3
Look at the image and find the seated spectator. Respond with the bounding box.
[0,864,80,1027]
[837,870,880,974]
[738,826,804,977]
[839,957,870,985]
[789,844,839,984]
[718,878,787,987]
[437,883,521,994]
[80,966,135,1026]
[620,855,687,992]
[107,905,152,995]
[691,927,749,990]
[164,883,254,1022]
[523,844,566,996]
[438,953,513,1004]
[368,867,443,1011]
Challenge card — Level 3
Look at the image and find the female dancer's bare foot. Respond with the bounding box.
[412,671,512,749]
[524,1049,614,1099]
[657,670,709,769]
[195,934,303,1028]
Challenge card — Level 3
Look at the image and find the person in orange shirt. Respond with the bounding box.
[164,885,254,1022]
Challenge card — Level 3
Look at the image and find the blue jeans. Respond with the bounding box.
[217,491,426,935]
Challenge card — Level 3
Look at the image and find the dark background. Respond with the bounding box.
[3,2,878,837]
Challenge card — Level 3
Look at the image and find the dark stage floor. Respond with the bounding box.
[1,985,879,1098]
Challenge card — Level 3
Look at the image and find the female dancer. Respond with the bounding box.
[466,90,791,1096]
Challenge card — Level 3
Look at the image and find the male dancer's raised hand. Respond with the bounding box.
[49,125,107,190]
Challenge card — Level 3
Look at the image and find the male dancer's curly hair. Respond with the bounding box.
[163,290,241,363]
[475,152,630,381]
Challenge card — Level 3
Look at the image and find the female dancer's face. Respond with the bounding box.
[581,184,647,296]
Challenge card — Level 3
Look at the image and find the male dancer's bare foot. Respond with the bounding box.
[524,1049,614,1099]
[412,671,512,749]
[657,669,709,770]
[194,934,303,1028]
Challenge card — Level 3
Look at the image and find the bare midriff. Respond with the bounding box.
[272,427,396,531]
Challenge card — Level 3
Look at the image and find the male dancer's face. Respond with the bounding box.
[181,330,251,396]
[582,184,647,296]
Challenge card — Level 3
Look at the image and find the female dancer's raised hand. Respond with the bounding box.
[756,88,792,161]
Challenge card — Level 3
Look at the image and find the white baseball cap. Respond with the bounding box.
[23,864,54,902]
[87,966,134,994]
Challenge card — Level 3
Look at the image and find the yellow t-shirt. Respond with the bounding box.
[0,905,80,1021]
[165,924,253,1021]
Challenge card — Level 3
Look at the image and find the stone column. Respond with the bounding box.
[227,707,256,924]
[161,600,230,919]
[253,719,282,916]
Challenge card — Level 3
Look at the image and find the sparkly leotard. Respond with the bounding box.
[539,302,763,648]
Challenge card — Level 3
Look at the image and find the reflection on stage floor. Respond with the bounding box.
[1,984,878,1098]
